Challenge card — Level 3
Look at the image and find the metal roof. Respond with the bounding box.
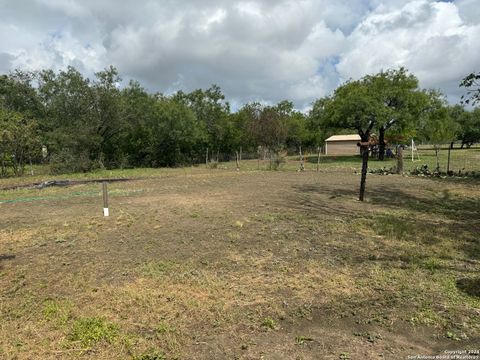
[325,134,361,142]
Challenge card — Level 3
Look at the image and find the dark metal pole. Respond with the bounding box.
[102,182,109,217]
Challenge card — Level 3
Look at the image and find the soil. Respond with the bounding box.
[0,167,479,359]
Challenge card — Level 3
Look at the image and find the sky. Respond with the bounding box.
[0,0,479,110]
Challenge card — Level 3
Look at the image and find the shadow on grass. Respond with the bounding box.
[0,254,15,262]
[0,254,15,271]
[294,183,478,221]
[290,183,480,262]
[456,278,480,298]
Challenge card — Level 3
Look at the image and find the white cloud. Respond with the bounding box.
[0,0,478,107]
[336,0,480,102]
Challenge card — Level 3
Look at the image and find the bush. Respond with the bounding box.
[49,150,103,174]
[409,164,433,177]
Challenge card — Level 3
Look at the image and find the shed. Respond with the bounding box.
[325,134,361,155]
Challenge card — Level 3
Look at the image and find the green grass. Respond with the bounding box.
[216,147,480,174]
[68,317,119,348]
[1,148,478,189]
[261,317,277,330]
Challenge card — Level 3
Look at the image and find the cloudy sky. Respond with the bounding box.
[0,0,479,109]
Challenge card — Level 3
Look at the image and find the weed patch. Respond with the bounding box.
[68,317,119,347]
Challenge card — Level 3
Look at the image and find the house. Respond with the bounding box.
[324,134,361,155]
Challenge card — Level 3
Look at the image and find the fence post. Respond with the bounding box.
[102,182,109,217]
[396,146,404,174]
[316,146,321,172]
[447,146,451,174]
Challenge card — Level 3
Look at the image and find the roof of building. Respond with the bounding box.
[325,134,361,142]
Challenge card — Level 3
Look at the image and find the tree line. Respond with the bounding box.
[0,66,479,178]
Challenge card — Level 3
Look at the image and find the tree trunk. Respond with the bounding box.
[235,151,240,171]
[450,141,454,149]
[396,146,403,174]
[435,146,440,172]
[359,145,369,201]
[378,126,386,161]
[205,147,209,166]
[239,146,242,161]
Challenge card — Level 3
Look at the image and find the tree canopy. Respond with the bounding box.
[0,65,477,181]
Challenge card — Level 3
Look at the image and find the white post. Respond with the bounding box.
[411,139,414,162]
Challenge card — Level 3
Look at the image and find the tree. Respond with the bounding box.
[92,66,125,167]
[322,79,381,201]
[285,109,308,151]
[460,72,480,106]
[0,107,40,176]
[365,68,424,160]
[0,70,44,119]
[118,80,158,167]
[229,107,256,157]
[247,102,288,157]
[450,105,480,148]
[174,85,230,159]
[144,97,203,166]
[37,66,101,172]
[307,97,331,148]
[418,92,458,172]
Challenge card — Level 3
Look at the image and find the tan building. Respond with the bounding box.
[325,134,361,155]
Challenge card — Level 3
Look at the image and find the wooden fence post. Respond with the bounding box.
[316,146,321,172]
[447,146,451,174]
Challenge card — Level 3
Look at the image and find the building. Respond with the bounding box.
[324,134,361,155]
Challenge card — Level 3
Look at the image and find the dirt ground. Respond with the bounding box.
[1,166,479,359]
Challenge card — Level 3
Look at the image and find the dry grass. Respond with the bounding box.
[0,166,479,359]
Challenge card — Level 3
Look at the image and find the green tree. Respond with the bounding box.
[0,107,40,176]
[148,96,206,166]
[247,102,288,156]
[418,93,458,172]
[322,79,383,201]
[307,97,331,148]
[460,72,480,106]
[118,80,158,167]
[37,66,101,173]
[92,66,125,167]
[0,70,44,119]
[365,68,424,160]
[285,108,308,151]
[449,105,480,148]
[174,85,230,159]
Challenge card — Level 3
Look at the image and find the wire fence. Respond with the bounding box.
[208,145,480,174]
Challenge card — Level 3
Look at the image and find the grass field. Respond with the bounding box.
[0,155,479,359]
[1,147,479,189]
